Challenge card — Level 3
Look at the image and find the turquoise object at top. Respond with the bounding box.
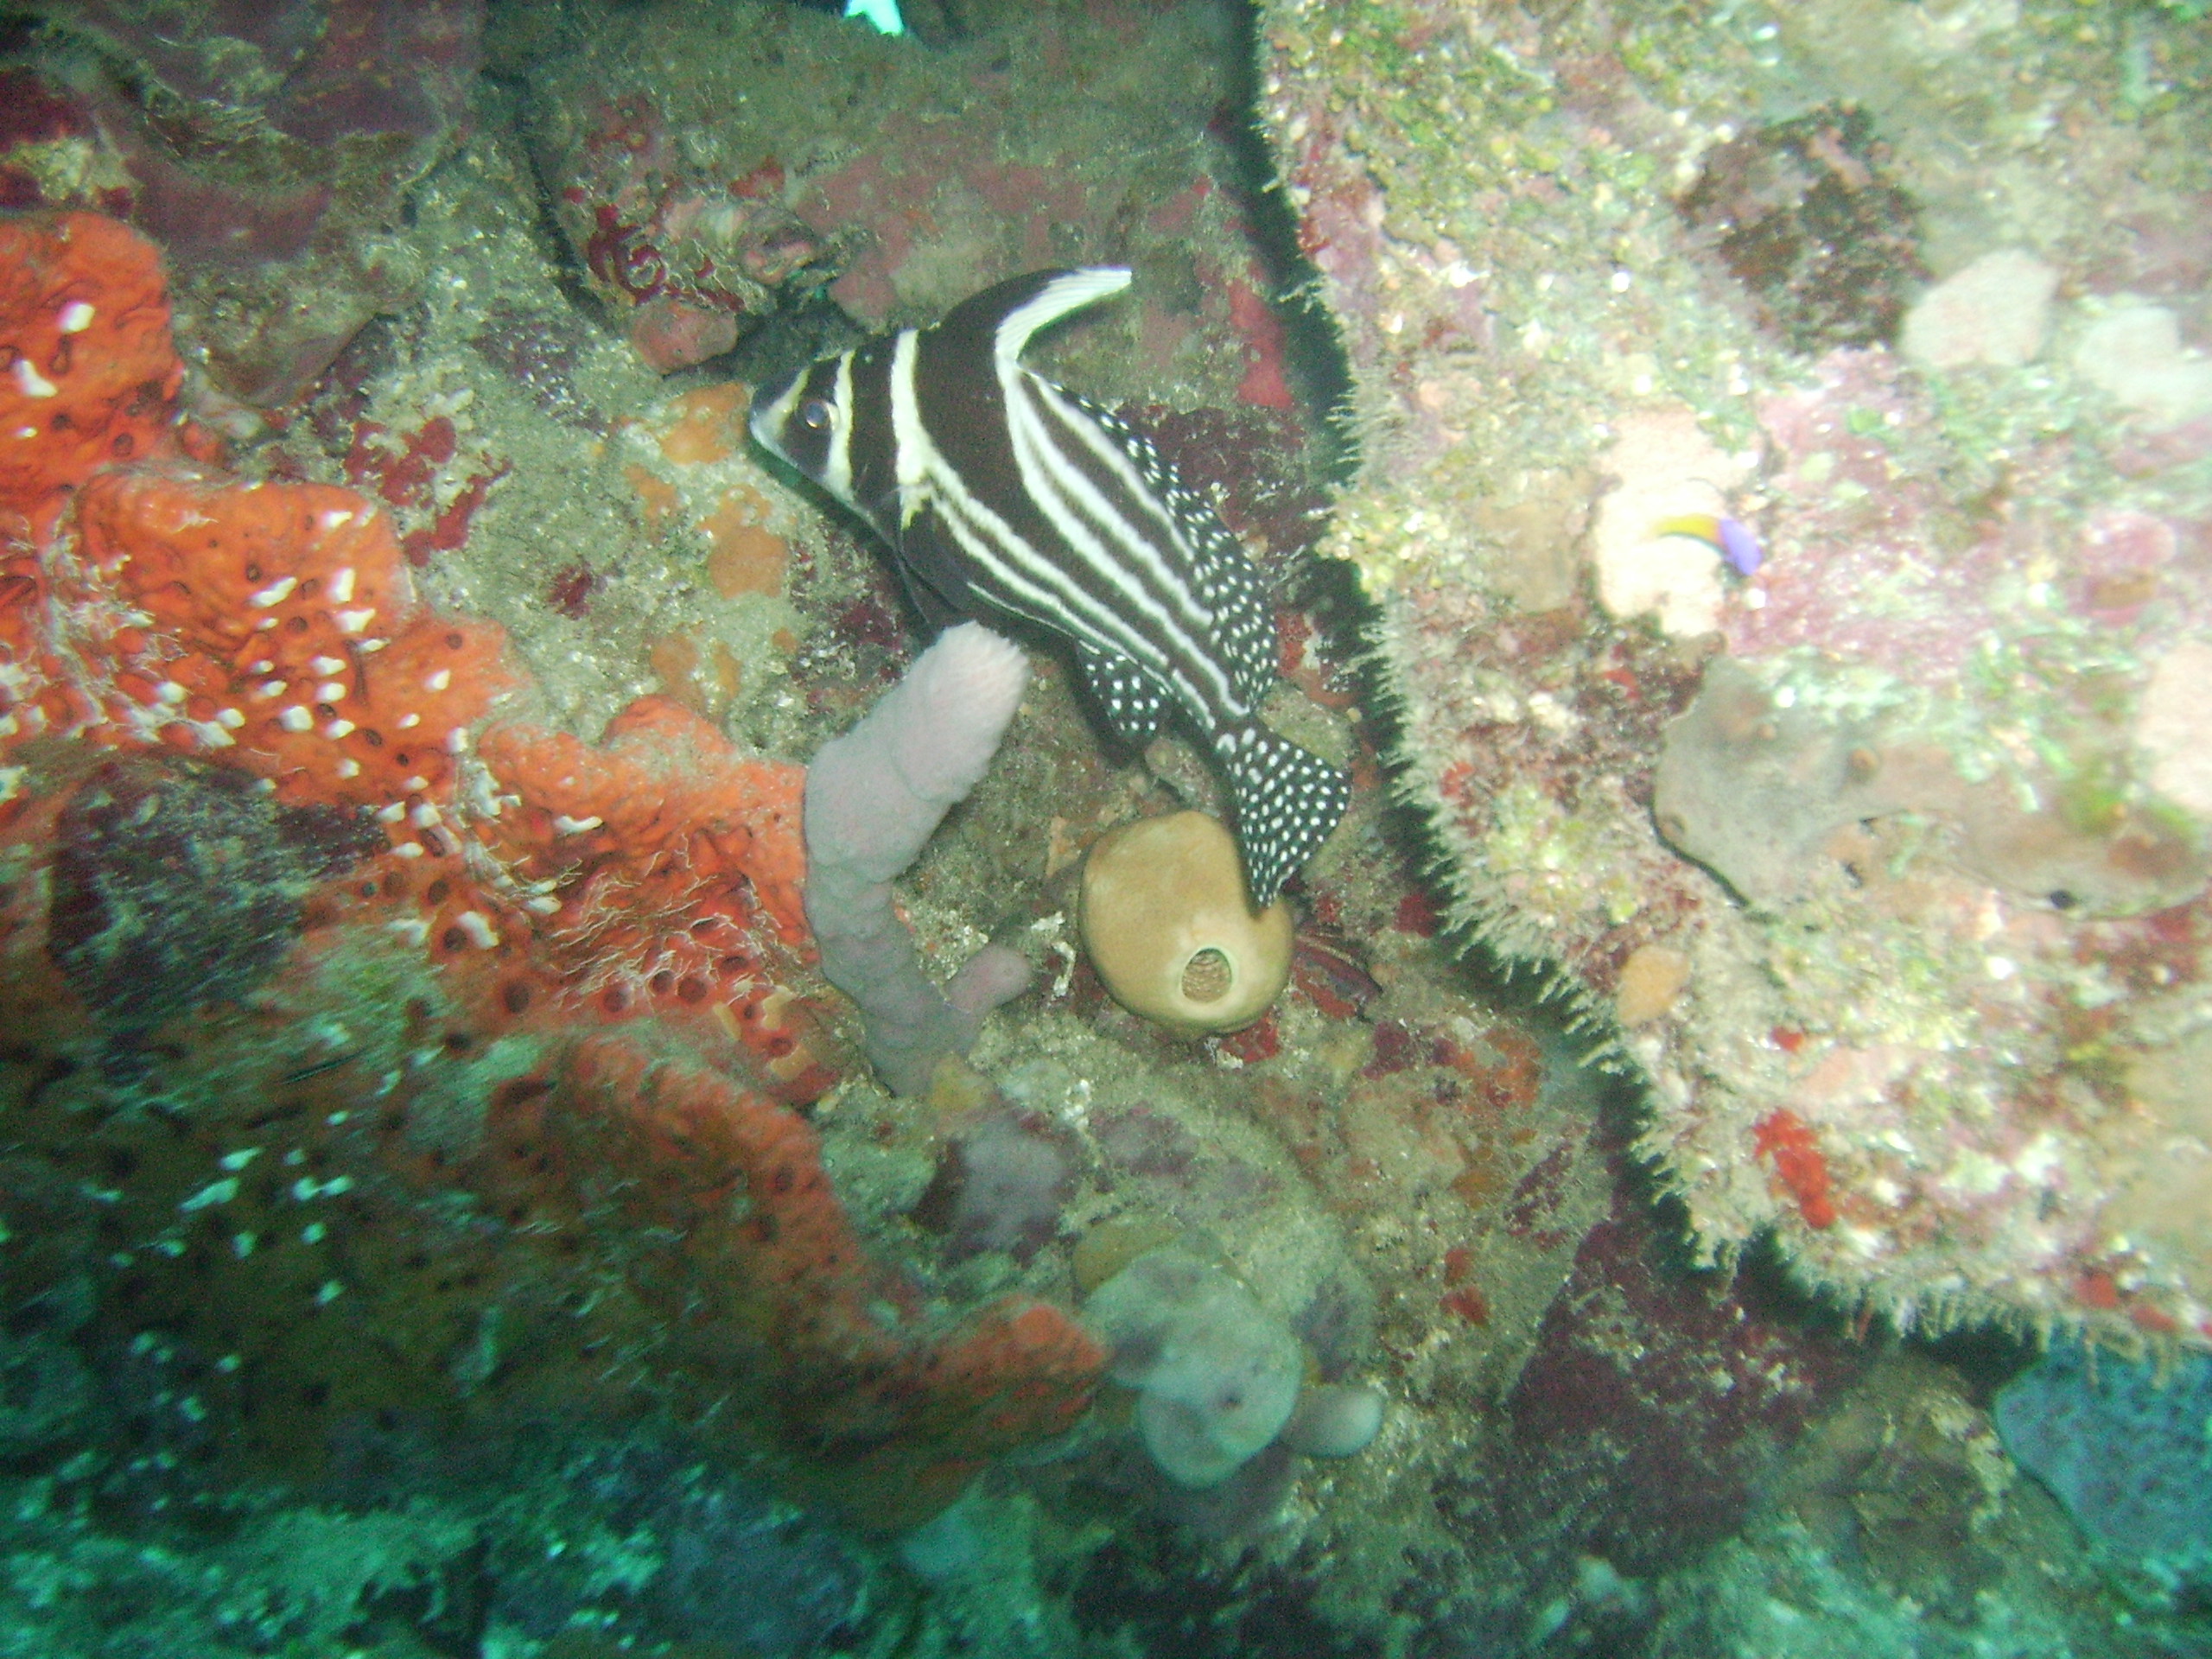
[844,0,905,34]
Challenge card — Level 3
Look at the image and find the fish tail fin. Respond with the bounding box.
[1217,723,1351,907]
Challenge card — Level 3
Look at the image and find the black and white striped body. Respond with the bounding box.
[751,267,1347,906]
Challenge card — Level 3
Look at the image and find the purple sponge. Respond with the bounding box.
[803,623,1034,1096]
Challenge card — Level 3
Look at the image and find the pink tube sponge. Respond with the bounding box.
[802,622,1034,1096]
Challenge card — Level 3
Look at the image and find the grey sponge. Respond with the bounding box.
[1083,1247,1304,1488]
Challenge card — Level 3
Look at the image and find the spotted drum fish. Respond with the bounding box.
[749,266,1349,906]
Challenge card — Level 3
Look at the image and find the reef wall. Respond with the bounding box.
[1252,0,2212,1351]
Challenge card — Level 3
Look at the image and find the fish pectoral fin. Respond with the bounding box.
[1075,643,1167,747]
[891,508,978,630]
[895,564,969,635]
[1217,723,1351,908]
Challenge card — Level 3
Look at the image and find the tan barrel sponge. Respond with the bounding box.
[1078,810,1294,1036]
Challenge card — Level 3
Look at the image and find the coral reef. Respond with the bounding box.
[47,753,378,1041]
[1255,0,2212,1353]
[494,0,1297,410]
[0,1,484,406]
[521,78,830,372]
[1675,104,1927,356]
[14,3,2206,1651]
[803,620,1036,1096]
[491,1437,870,1649]
[0,211,1103,1541]
[1080,809,1294,1036]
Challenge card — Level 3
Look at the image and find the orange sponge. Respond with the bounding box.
[0,211,181,539]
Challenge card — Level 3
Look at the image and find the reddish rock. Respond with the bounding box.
[629,295,741,374]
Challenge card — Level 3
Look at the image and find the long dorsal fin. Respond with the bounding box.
[929,268,1133,369]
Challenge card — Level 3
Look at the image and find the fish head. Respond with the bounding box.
[752,340,911,542]
[749,351,856,500]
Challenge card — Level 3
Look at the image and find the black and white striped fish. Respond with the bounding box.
[749,266,1348,906]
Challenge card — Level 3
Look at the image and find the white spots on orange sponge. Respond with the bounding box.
[454,910,500,950]
[376,801,408,823]
[446,727,468,754]
[309,655,346,677]
[425,667,453,692]
[336,607,376,634]
[277,705,314,733]
[249,575,298,607]
[57,301,95,334]
[179,1176,241,1211]
[397,713,420,729]
[553,814,603,836]
[322,717,355,739]
[12,358,57,398]
[410,802,442,829]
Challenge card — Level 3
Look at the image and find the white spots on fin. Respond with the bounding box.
[1077,640,1166,745]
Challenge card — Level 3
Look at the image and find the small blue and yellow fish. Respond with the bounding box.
[749,267,1349,906]
[1655,512,1764,577]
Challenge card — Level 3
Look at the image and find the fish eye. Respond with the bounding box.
[798,397,835,432]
